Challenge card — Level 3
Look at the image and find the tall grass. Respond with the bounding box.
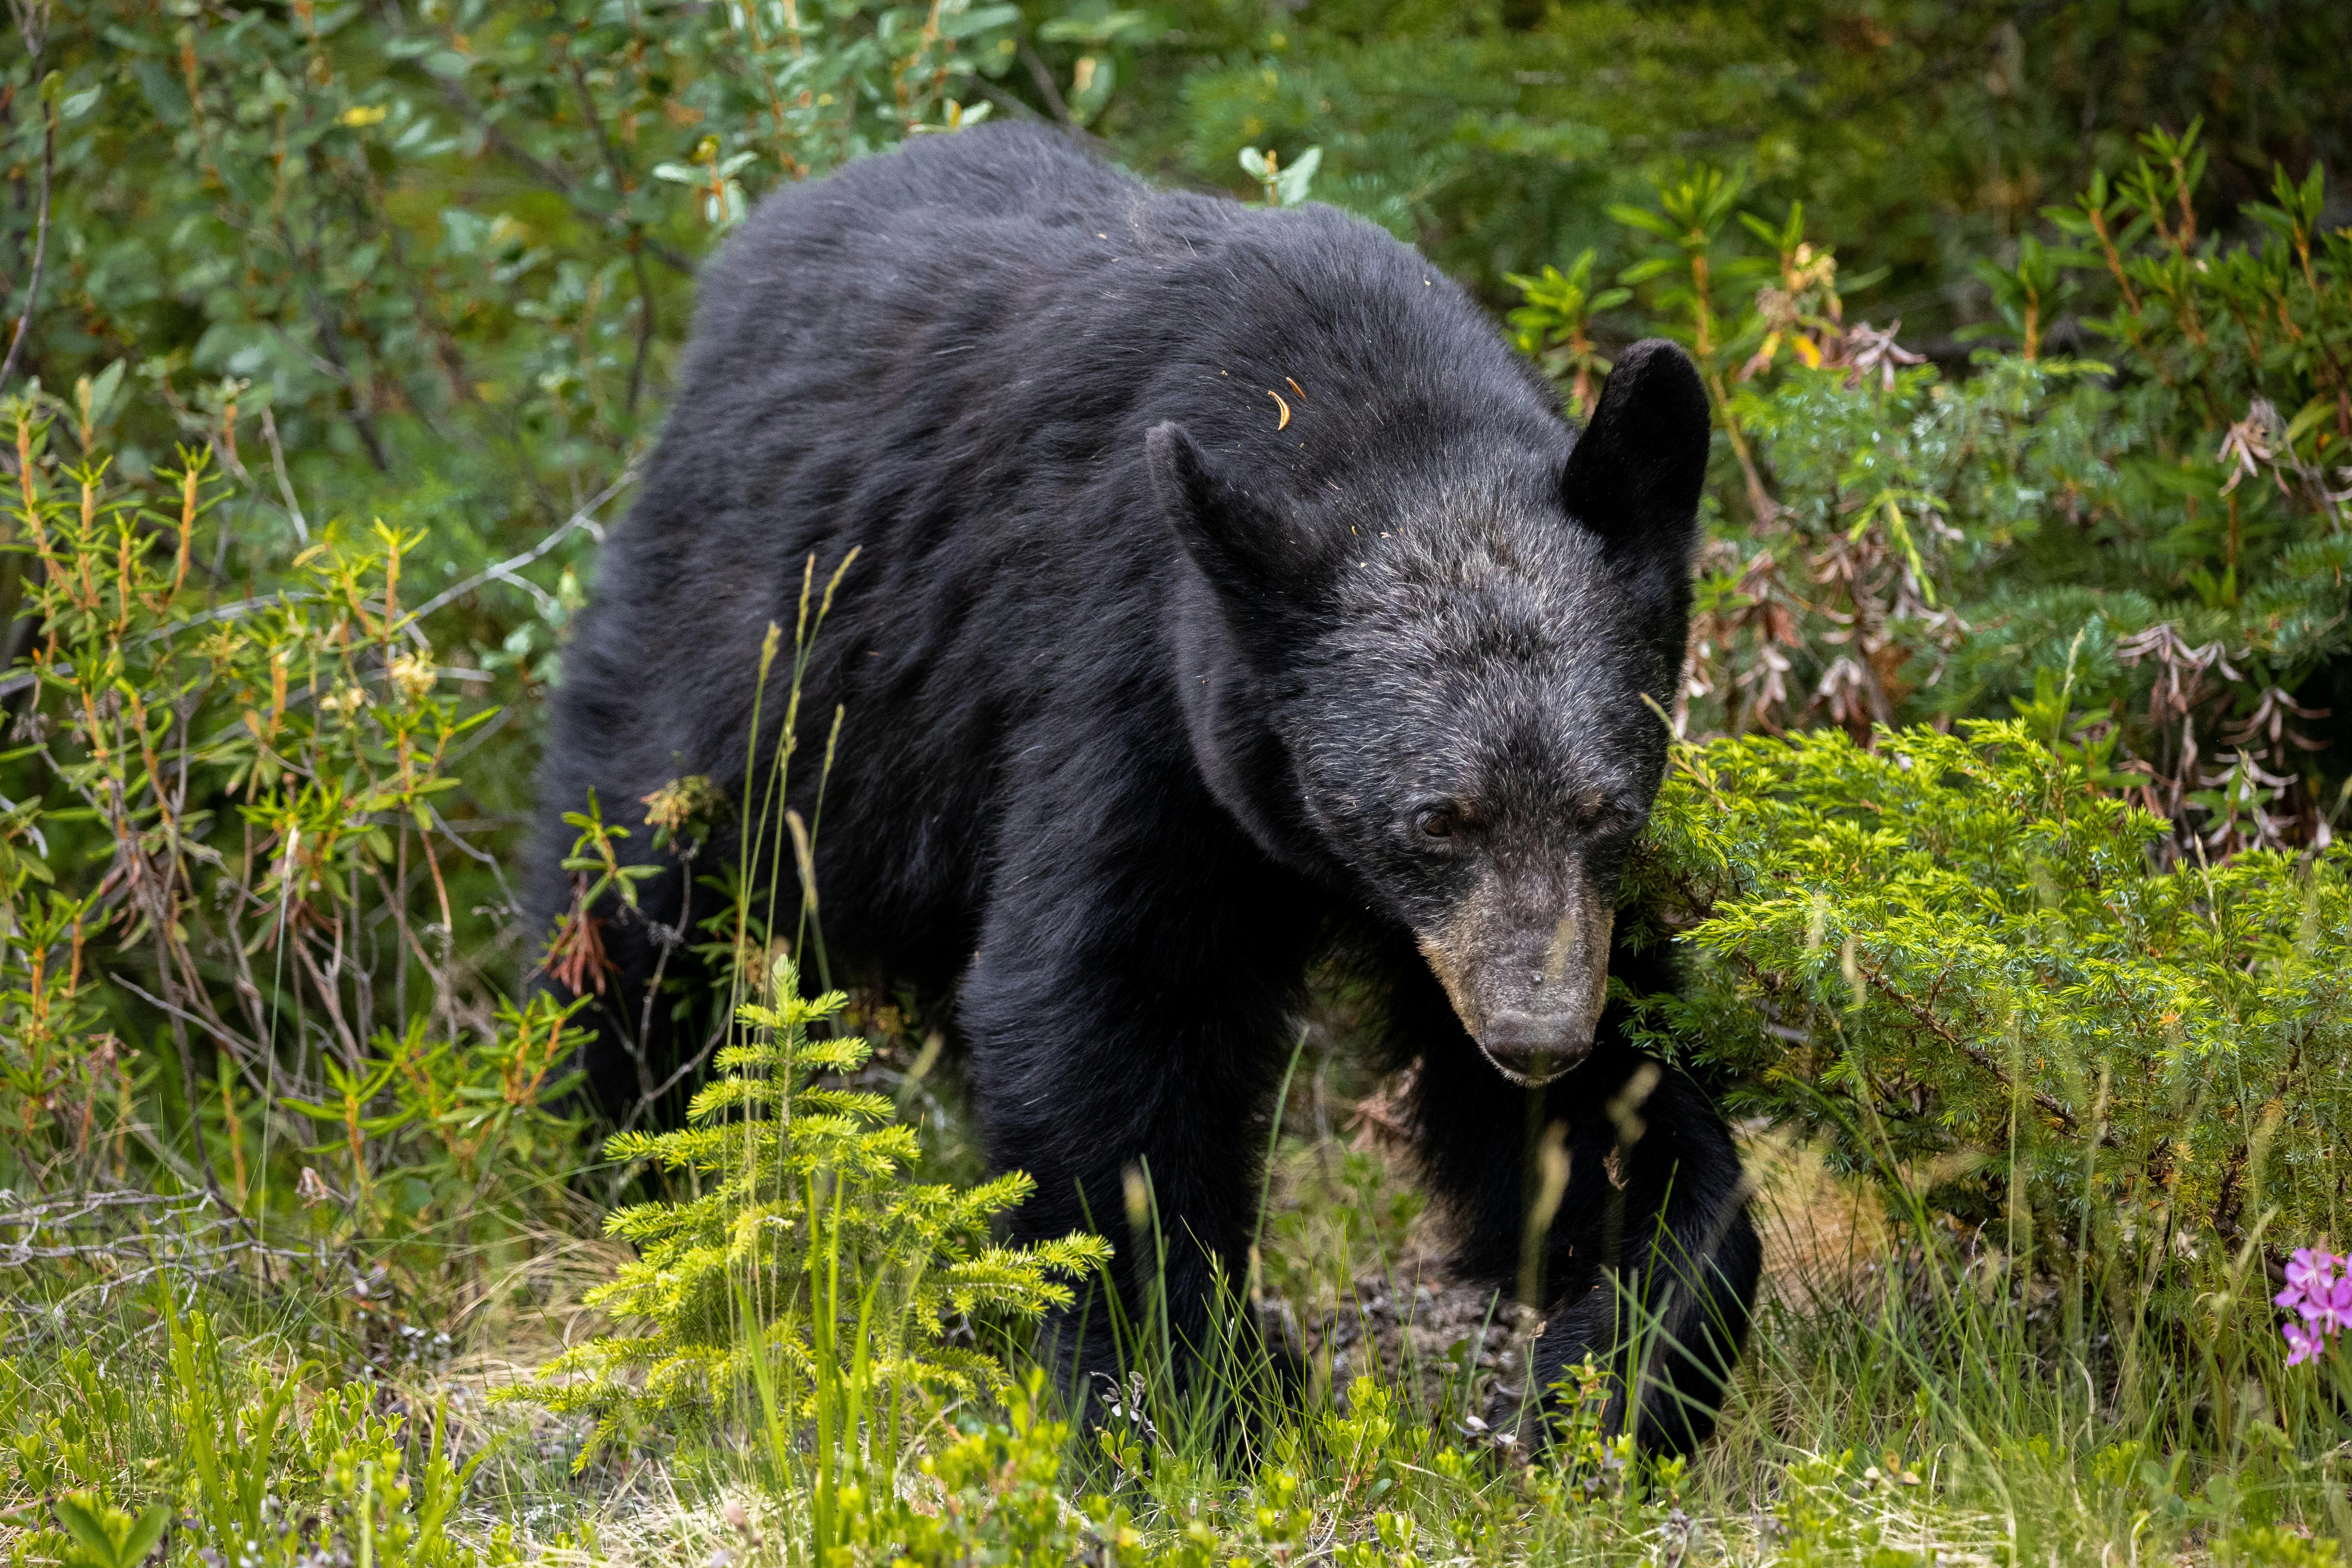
[3,1060,2346,1566]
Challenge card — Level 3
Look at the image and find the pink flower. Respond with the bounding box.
[2309,1276,2352,1337]
[2278,1246,2346,1366]
[2285,1248,2337,1293]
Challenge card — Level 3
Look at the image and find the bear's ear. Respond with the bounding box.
[1146,421,1299,609]
[1559,338,1711,572]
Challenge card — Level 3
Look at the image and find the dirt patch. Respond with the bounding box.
[1277,1253,1541,1421]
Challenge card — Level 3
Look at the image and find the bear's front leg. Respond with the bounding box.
[957,802,1318,1429]
[1512,1060,1760,1455]
[1396,960,1758,1455]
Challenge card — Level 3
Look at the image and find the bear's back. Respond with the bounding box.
[749,121,1154,236]
[658,124,1559,537]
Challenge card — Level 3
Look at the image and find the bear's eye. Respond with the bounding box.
[1413,806,1459,841]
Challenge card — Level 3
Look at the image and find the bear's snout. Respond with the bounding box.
[1477,1008,1595,1084]
[1416,864,1615,1086]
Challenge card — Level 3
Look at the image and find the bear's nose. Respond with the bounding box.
[1478,1011,1593,1085]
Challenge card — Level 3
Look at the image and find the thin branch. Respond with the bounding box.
[968,80,1050,125]
[409,464,636,621]
[0,95,53,392]
[427,802,519,910]
[0,588,348,699]
[625,242,656,417]
[558,49,661,417]
[1017,40,1075,126]
[146,879,229,1205]
[306,290,392,473]
[109,973,267,1067]
[1849,953,2107,1142]
[260,407,309,542]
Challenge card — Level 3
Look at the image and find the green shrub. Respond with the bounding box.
[0,390,585,1285]
[1079,2,2351,323]
[512,960,1109,1470]
[2,3,1038,1260]
[861,1373,1112,1567]
[1517,132,2352,862]
[1630,717,2350,1264]
[1,1297,511,1568]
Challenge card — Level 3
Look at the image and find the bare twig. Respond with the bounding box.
[560,51,661,417]
[624,243,657,416]
[410,465,636,622]
[0,1186,309,1302]
[108,974,266,1065]
[0,91,53,392]
[260,407,310,542]
[307,291,392,473]
[1017,40,1075,125]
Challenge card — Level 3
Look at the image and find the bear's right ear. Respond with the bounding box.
[1146,421,1298,610]
[1559,338,1711,575]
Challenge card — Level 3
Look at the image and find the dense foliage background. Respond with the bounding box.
[3,2,2352,1565]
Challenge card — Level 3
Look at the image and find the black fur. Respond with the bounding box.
[529,123,1758,1452]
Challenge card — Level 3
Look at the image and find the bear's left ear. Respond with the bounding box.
[1559,338,1711,573]
[1147,421,1305,615]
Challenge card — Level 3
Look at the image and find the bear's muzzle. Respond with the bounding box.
[1417,867,1614,1086]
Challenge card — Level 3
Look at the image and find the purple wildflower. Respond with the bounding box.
[2277,1247,2346,1365]
[2285,1248,2334,1292]
[2310,1274,2352,1337]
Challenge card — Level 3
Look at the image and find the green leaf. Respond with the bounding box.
[53,1495,115,1564]
[938,3,1019,38]
[119,1506,170,1568]
[2282,395,2332,449]
[1038,9,1157,43]
[1607,203,1677,237]
[52,1495,168,1568]
[1274,145,1321,206]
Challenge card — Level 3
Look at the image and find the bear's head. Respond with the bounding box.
[1149,340,1710,1085]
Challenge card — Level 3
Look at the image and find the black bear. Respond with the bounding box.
[530,122,1758,1452]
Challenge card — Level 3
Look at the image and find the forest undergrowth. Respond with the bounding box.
[4,0,2352,1563]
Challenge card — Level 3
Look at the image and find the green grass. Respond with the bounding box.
[4,1047,2347,1568]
